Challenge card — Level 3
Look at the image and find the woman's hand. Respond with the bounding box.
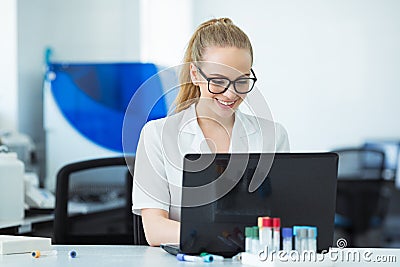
[141,208,180,246]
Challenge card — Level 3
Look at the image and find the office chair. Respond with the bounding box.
[54,156,147,245]
[333,148,393,246]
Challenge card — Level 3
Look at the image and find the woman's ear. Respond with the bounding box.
[189,63,199,86]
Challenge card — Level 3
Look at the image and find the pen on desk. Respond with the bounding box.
[31,250,58,258]
[177,253,208,262]
[200,252,224,261]
[201,254,214,262]
[232,252,242,261]
[69,250,77,258]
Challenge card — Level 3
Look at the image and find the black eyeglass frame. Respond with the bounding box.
[196,66,257,95]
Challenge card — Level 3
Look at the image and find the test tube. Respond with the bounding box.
[252,226,259,254]
[299,228,308,253]
[272,218,281,251]
[259,217,269,251]
[258,217,264,249]
[245,227,253,253]
[294,227,300,252]
[282,227,293,252]
[307,227,317,252]
[261,217,272,252]
[294,227,304,252]
[258,217,264,229]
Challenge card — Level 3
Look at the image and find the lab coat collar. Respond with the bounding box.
[179,104,200,135]
[178,103,257,137]
[233,108,258,137]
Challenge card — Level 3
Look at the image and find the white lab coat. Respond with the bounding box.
[132,103,290,221]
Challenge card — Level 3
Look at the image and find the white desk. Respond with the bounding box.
[0,245,239,267]
[1,246,399,267]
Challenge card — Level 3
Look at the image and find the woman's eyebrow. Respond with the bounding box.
[209,72,251,78]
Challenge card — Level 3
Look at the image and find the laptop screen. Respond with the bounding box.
[180,153,338,257]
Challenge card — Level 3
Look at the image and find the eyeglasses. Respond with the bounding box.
[196,66,257,94]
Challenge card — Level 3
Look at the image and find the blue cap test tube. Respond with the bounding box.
[282,227,293,252]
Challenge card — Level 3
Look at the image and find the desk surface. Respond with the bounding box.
[1,245,399,267]
[0,245,238,267]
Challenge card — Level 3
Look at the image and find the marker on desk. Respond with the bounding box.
[177,253,208,262]
[201,254,214,262]
[69,250,77,258]
[232,253,242,262]
[200,252,224,261]
[31,250,57,258]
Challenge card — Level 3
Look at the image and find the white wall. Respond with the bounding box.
[140,0,193,66]
[192,0,400,151]
[18,0,141,138]
[17,0,141,181]
[12,0,400,176]
[0,0,18,131]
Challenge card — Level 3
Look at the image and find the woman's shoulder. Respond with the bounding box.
[237,111,289,151]
[237,110,288,139]
[237,110,284,129]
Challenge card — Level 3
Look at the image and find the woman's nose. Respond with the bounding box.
[222,84,238,99]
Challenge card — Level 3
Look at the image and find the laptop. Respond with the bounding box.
[161,153,338,257]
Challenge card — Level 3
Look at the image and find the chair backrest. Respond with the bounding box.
[334,148,385,180]
[332,148,392,234]
[54,156,147,245]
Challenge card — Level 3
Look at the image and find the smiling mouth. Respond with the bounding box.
[216,98,236,106]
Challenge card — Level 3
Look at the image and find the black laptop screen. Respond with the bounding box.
[180,153,338,257]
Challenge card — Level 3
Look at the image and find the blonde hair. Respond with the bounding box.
[174,18,253,112]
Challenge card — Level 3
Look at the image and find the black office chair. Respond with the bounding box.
[333,148,393,246]
[54,156,147,245]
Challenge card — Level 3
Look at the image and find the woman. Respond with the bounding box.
[132,18,289,246]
